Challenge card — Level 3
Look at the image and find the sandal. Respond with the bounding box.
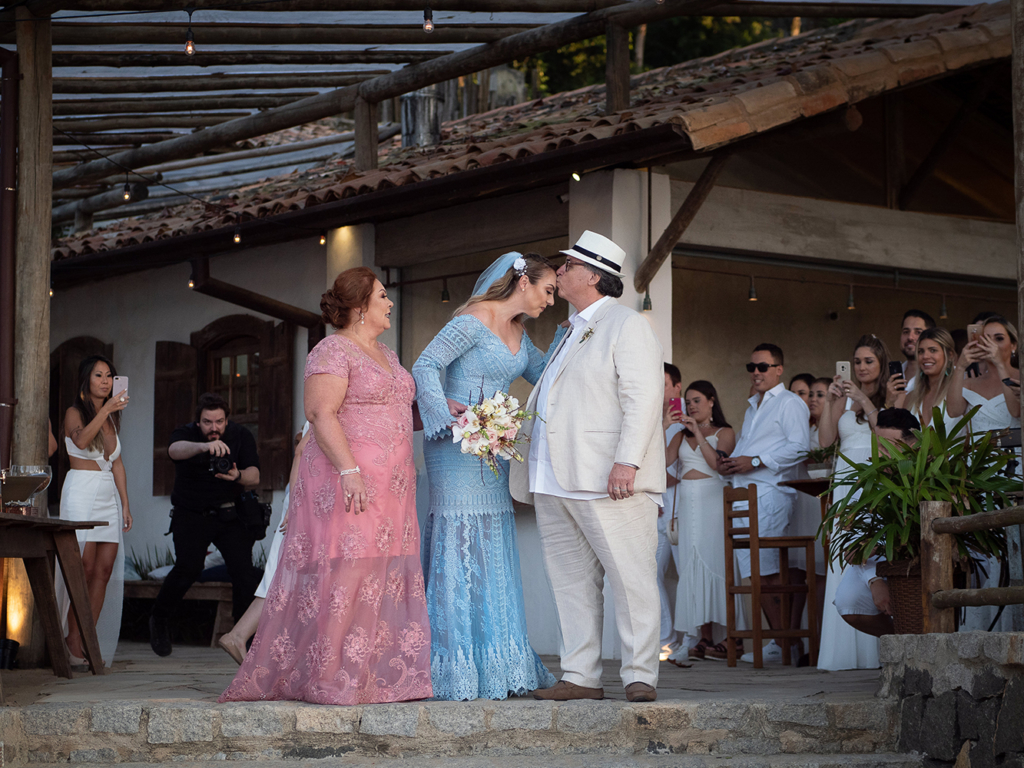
[705,639,743,661]
[687,638,711,661]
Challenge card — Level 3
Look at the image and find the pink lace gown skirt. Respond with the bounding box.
[219,416,433,705]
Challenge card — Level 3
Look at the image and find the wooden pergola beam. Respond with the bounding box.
[353,97,378,172]
[605,21,630,115]
[54,132,179,145]
[54,93,319,115]
[52,0,720,190]
[884,93,904,209]
[53,51,438,68]
[1,22,539,46]
[634,151,731,293]
[899,68,998,210]
[55,112,251,131]
[51,182,148,224]
[54,72,390,94]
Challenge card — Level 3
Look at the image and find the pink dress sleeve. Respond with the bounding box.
[304,337,350,380]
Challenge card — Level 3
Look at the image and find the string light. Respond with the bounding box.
[571,172,581,182]
[319,230,327,246]
[423,6,434,33]
[847,284,855,310]
[49,287,54,297]
[748,275,757,302]
[441,277,450,303]
[123,173,131,201]
[188,278,194,288]
[940,295,948,319]
[642,288,652,312]
[233,225,241,244]
[185,7,196,56]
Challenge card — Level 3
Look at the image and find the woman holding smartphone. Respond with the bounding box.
[817,335,891,671]
[665,380,735,661]
[946,316,1020,633]
[59,355,131,668]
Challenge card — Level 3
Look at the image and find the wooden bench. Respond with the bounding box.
[123,580,235,647]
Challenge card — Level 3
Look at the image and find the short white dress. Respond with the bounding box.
[56,434,125,667]
[671,430,729,636]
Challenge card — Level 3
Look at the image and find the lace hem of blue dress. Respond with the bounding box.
[429,639,557,701]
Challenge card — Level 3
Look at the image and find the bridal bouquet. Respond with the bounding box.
[452,390,535,477]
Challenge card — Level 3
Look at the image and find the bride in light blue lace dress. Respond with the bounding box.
[412,252,564,701]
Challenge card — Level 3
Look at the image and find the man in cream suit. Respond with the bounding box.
[510,231,665,703]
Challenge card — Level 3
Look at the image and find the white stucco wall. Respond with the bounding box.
[49,239,326,565]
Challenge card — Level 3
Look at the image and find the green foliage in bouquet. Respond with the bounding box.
[801,442,838,465]
[822,406,1016,566]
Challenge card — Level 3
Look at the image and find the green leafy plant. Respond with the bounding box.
[802,443,838,466]
[126,545,175,580]
[823,406,1015,566]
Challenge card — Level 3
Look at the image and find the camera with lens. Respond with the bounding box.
[209,454,233,475]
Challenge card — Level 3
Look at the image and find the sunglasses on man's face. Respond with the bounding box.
[746,362,781,373]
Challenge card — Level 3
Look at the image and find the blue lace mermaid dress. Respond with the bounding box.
[412,314,563,700]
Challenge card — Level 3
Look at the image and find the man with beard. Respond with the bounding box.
[894,310,935,395]
[149,393,262,657]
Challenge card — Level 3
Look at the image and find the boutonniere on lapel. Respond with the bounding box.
[578,327,595,344]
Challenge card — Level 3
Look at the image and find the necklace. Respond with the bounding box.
[697,421,712,428]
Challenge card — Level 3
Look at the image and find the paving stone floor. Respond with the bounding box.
[1,642,880,706]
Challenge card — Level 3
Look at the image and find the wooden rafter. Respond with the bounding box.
[53,93,320,115]
[634,151,732,293]
[54,72,390,94]
[51,51,442,68]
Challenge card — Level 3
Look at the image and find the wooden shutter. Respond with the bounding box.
[258,321,294,491]
[48,336,113,512]
[153,341,198,496]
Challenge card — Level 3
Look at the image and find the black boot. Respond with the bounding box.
[149,614,172,657]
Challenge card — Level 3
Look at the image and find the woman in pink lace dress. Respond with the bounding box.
[220,267,432,705]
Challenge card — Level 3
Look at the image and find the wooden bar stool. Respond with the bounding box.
[724,483,819,668]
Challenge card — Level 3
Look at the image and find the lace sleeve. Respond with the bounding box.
[304,336,350,380]
[412,316,479,440]
[521,325,568,385]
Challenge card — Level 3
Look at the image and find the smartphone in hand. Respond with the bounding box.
[836,361,851,382]
[669,397,683,415]
[967,323,984,344]
[112,376,129,400]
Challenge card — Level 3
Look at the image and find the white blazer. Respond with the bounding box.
[510,299,666,505]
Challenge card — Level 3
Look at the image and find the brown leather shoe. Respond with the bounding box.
[532,680,604,701]
[625,682,657,702]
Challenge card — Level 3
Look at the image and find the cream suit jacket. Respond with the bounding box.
[509,299,666,506]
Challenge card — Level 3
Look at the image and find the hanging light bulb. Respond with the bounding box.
[423,6,434,33]
[847,284,855,310]
[441,278,450,304]
[49,287,53,298]
[571,172,581,182]
[748,275,757,302]
[642,288,652,312]
[233,225,241,244]
[185,8,196,55]
[188,278,194,289]
[123,178,131,201]
[939,295,948,320]
[319,230,327,246]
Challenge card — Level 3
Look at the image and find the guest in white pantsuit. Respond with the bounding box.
[510,231,666,703]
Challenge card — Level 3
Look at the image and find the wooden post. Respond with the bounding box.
[884,93,904,209]
[605,21,630,114]
[354,96,378,171]
[920,501,955,633]
[12,6,52,670]
[1013,0,1024,633]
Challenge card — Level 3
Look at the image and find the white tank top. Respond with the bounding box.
[678,430,721,476]
[65,434,121,472]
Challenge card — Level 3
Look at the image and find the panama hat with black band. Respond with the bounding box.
[560,231,626,277]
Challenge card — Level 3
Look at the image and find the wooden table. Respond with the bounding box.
[0,511,107,679]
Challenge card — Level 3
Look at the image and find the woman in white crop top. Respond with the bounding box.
[665,380,735,662]
[59,355,131,668]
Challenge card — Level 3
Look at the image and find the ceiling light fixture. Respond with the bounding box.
[423,6,434,33]
[185,7,196,55]
[233,225,241,244]
[748,275,757,302]
[319,230,327,246]
[847,284,855,310]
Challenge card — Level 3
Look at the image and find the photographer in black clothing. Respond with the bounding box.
[149,393,262,657]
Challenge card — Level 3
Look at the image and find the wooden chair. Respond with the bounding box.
[724,484,819,668]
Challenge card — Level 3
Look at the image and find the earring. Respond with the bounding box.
[360,311,365,324]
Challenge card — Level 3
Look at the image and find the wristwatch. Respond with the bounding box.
[751,456,762,468]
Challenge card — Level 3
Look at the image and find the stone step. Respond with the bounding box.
[14,756,923,768]
[0,696,899,765]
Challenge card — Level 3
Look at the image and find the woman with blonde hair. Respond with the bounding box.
[413,251,561,700]
[894,327,957,427]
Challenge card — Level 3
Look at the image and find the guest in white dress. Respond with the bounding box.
[946,315,1020,632]
[658,363,685,662]
[665,380,735,661]
[894,327,957,429]
[817,334,892,671]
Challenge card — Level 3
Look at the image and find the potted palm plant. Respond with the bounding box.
[802,443,838,479]
[823,406,1016,633]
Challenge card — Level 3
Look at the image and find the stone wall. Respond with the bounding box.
[878,632,1024,768]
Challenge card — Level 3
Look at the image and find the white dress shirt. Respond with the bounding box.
[529,296,613,500]
[729,382,810,493]
[902,361,918,393]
